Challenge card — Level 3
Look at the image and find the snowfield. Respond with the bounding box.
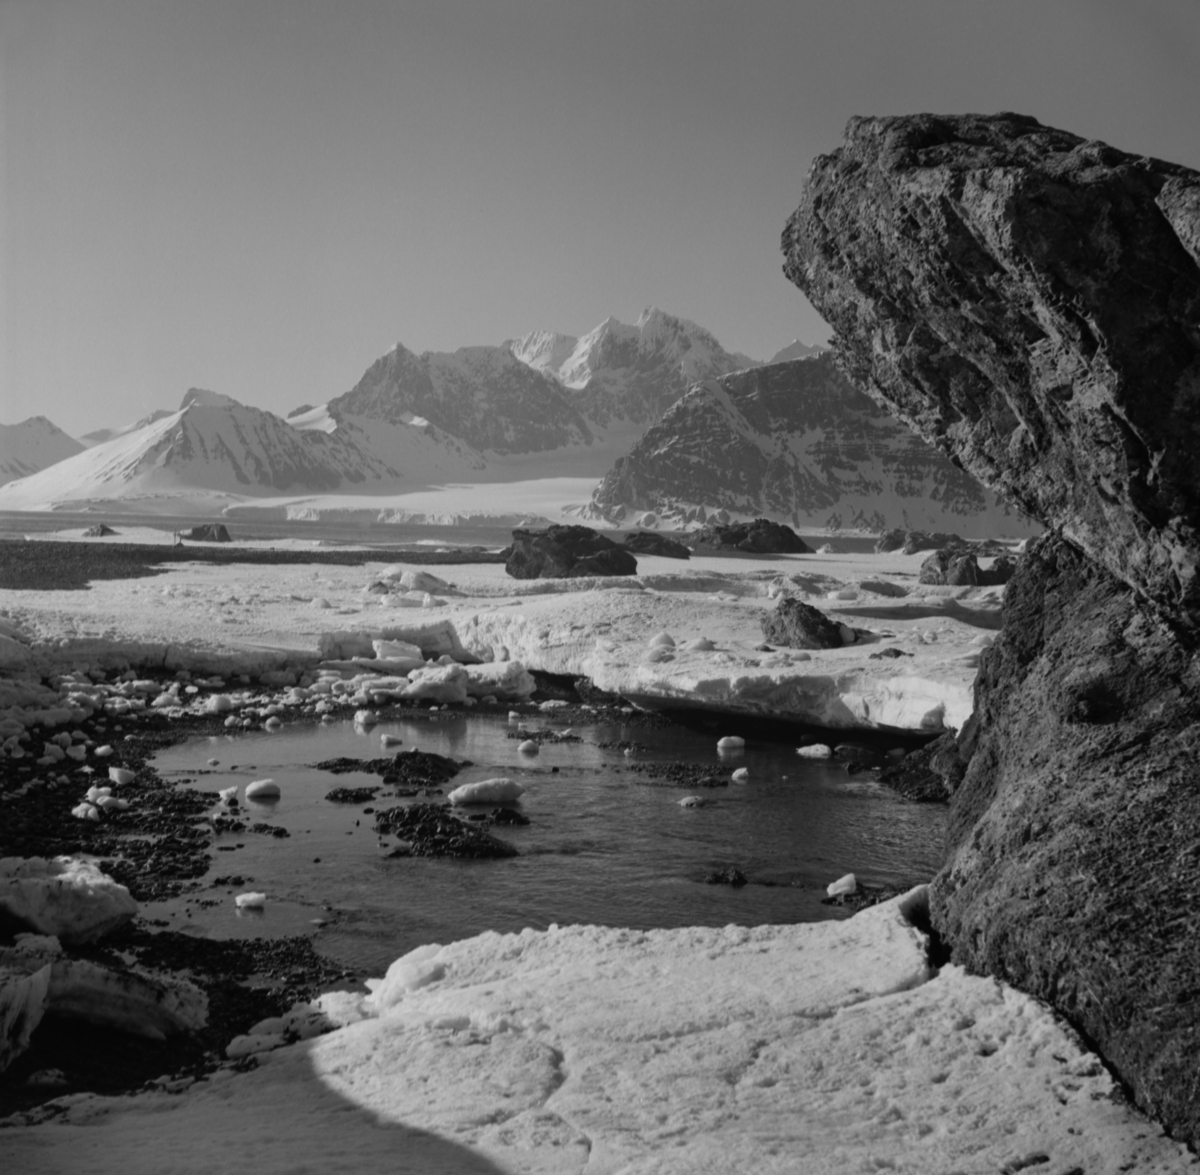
[3,892,1191,1173]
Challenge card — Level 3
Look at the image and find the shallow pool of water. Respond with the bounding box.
[149,713,946,975]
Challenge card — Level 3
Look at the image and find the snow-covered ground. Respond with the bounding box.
[2,542,998,732]
[3,891,1190,1173]
[4,532,1189,1170]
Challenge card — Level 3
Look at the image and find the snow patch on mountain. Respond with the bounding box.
[0,417,85,485]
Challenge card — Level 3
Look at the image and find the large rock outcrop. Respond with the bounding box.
[784,113,1200,1143]
[784,112,1200,629]
[505,525,638,579]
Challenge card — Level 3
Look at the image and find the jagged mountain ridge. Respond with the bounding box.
[328,343,594,456]
[328,308,767,464]
[0,417,85,486]
[587,355,1035,535]
[0,388,482,511]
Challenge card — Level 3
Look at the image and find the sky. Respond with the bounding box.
[3,0,1200,435]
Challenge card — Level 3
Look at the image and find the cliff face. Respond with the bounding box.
[783,112,1200,628]
[784,113,1200,1143]
[588,355,1030,535]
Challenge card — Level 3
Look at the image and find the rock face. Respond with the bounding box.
[588,357,1031,535]
[784,112,1200,1142]
[783,111,1200,628]
[506,525,638,579]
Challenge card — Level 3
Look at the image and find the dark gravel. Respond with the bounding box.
[0,538,505,591]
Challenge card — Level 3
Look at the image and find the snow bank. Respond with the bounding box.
[0,857,137,944]
[2,890,1189,1173]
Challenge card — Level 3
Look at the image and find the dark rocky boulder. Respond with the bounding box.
[934,536,1200,1138]
[506,524,638,579]
[918,548,1019,587]
[621,531,691,559]
[784,111,1200,628]
[759,598,844,649]
[784,111,1200,1142]
[688,517,811,555]
[82,524,117,538]
[186,523,231,543]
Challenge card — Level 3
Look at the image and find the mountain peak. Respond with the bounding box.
[180,387,241,411]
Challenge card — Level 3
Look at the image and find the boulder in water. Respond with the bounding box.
[186,523,231,542]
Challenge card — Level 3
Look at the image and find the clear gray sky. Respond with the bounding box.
[4,0,1199,434]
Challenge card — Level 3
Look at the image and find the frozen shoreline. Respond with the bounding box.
[2,530,1192,1170]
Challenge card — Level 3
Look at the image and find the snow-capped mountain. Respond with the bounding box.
[328,343,593,456]
[586,354,1037,536]
[0,417,85,485]
[0,388,481,513]
[312,309,779,476]
[511,308,759,437]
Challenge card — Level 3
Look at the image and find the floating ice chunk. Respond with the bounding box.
[354,709,377,726]
[731,768,749,783]
[264,716,283,730]
[829,589,859,601]
[204,695,233,714]
[684,637,715,651]
[380,733,403,748]
[207,758,220,766]
[796,744,832,759]
[508,711,521,722]
[649,632,676,648]
[97,796,128,811]
[71,803,101,822]
[235,892,267,909]
[245,779,280,800]
[826,872,857,897]
[518,740,539,755]
[678,796,710,808]
[716,736,744,750]
[448,778,525,805]
[970,633,994,647]
[218,786,238,803]
[107,767,134,786]
[85,786,112,803]
[223,716,239,728]
[65,745,86,761]
[225,1032,284,1059]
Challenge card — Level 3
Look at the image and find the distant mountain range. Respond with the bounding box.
[0,312,1030,538]
[586,354,1034,536]
[0,417,84,485]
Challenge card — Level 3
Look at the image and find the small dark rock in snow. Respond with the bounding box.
[760,598,844,649]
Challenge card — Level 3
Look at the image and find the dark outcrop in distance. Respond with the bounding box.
[784,112,1200,1143]
[687,518,812,555]
[506,525,638,579]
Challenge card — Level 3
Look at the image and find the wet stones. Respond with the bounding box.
[324,787,380,804]
[374,803,519,859]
